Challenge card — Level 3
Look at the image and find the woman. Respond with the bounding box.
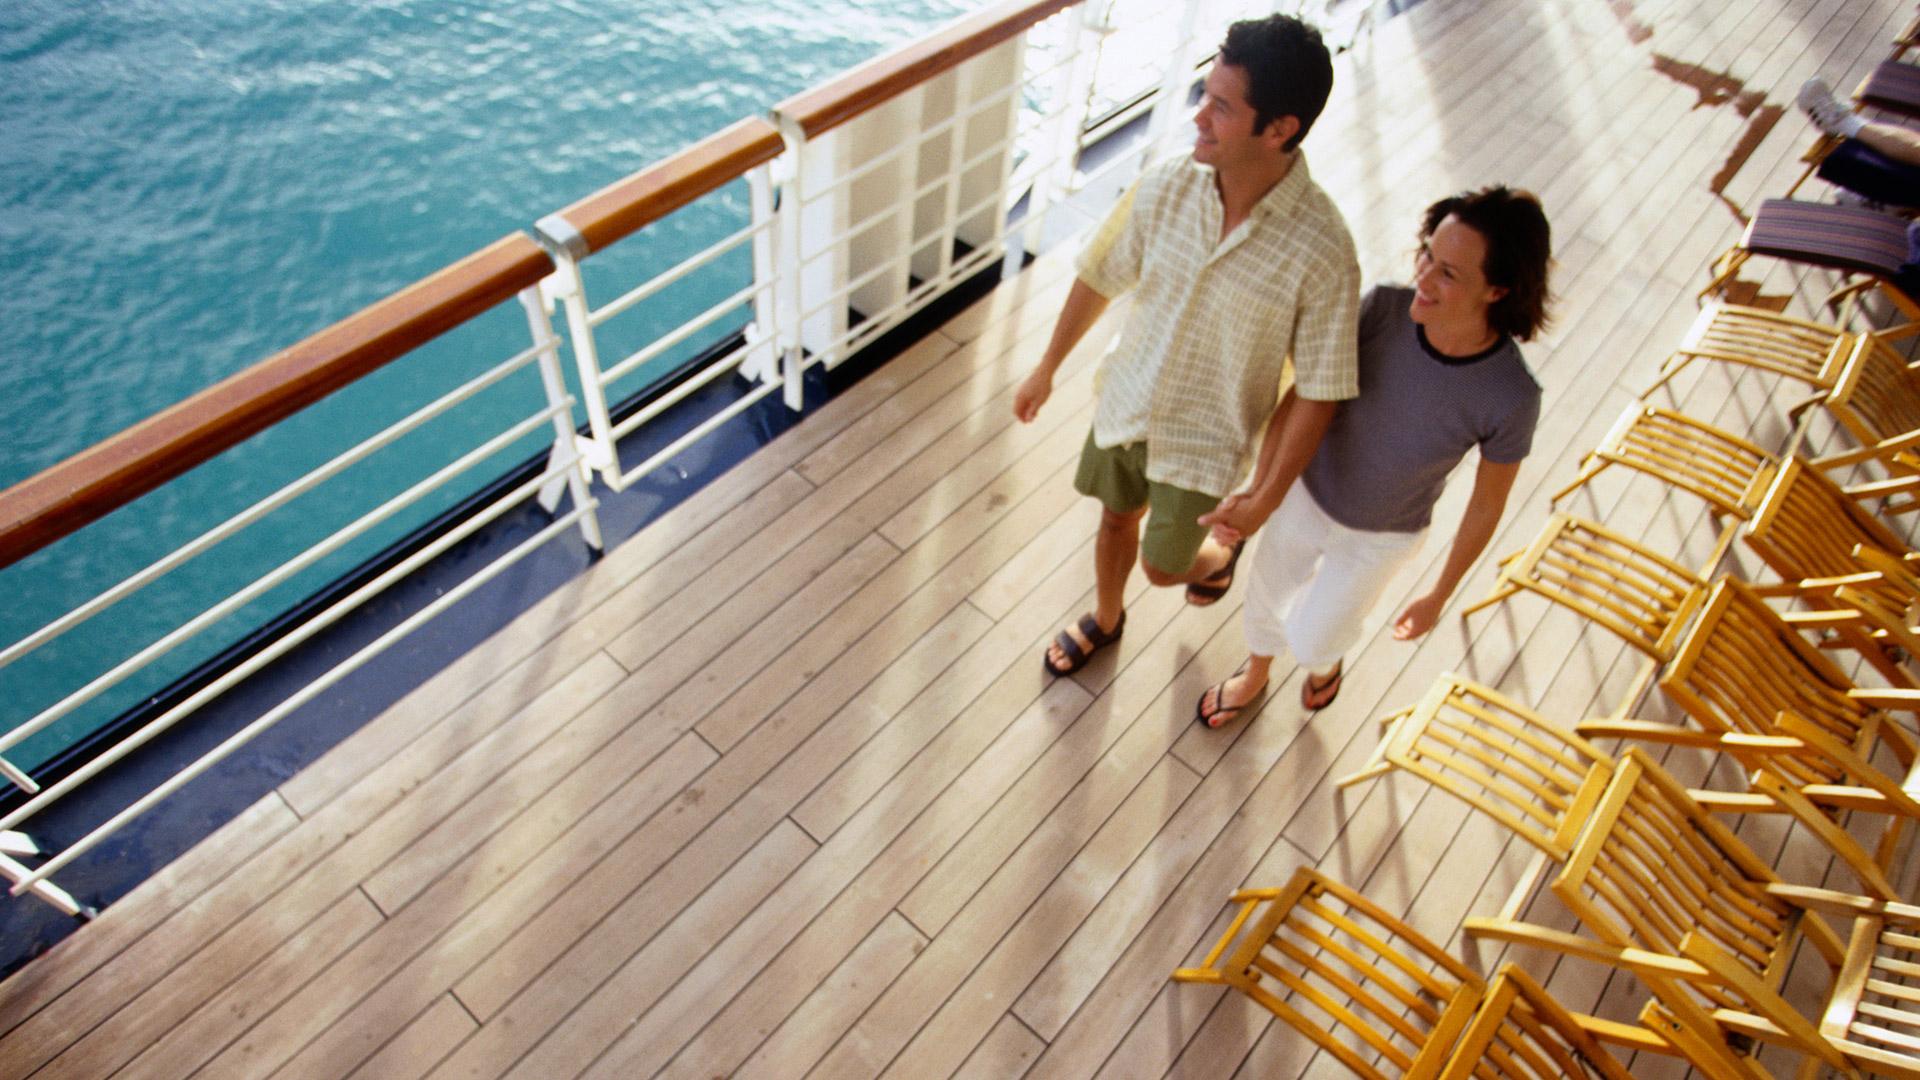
[1194,186,1551,726]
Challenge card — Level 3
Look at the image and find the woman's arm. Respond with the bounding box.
[1393,457,1522,639]
[1198,387,1338,540]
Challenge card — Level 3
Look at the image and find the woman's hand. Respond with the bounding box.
[1392,592,1445,640]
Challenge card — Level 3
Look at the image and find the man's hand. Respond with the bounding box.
[1392,592,1445,640]
[1012,369,1052,423]
[1197,493,1272,546]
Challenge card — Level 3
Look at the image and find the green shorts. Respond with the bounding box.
[1072,429,1221,575]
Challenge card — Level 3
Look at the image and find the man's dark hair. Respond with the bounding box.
[1420,186,1554,342]
[1216,15,1334,153]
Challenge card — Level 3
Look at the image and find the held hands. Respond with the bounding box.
[1197,493,1273,546]
[1012,369,1051,423]
[1392,592,1445,640]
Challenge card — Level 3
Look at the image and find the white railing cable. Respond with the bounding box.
[585,218,771,330]
[0,338,558,674]
[0,455,587,845]
[597,280,768,389]
[609,338,762,446]
[0,401,571,760]
[616,379,786,490]
[11,495,595,893]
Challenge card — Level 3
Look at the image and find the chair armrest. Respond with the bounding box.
[1687,789,1781,814]
[1849,687,1920,711]
[1848,474,1920,502]
[1816,427,1920,469]
[1747,572,1880,598]
[1765,882,1904,919]
[1462,918,1707,979]
[1575,719,1739,749]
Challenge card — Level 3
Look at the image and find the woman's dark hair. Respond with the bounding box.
[1217,15,1333,153]
[1421,186,1554,341]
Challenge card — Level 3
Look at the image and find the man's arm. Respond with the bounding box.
[1392,457,1522,639]
[1197,387,1337,539]
[1014,278,1110,423]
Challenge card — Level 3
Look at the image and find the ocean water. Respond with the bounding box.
[0,0,981,768]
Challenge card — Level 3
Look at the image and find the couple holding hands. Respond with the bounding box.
[1012,13,1551,726]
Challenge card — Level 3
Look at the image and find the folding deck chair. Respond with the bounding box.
[1702,200,1920,325]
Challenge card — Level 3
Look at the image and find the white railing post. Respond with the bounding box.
[1019,1,1107,261]
[0,752,38,796]
[771,113,810,411]
[1143,0,1208,170]
[741,164,782,387]
[532,217,624,487]
[0,833,91,919]
[517,286,603,553]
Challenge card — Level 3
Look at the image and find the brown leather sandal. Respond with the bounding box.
[1043,610,1125,676]
[1186,539,1245,606]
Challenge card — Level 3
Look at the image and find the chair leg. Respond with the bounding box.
[1549,459,1604,505]
[1639,354,1688,399]
[1459,581,1520,620]
[1699,247,1748,303]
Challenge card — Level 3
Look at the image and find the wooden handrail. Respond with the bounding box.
[547,117,784,257]
[0,233,553,570]
[776,0,1080,139]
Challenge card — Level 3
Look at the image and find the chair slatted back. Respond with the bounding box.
[1829,906,1920,1075]
[1551,752,1837,1022]
[1437,967,1637,1080]
[1825,331,1920,457]
[1680,303,1846,379]
[1664,303,1849,389]
[1358,675,1613,860]
[1467,514,1709,660]
[1751,455,1912,680]
[1172,869,1482,1080]
[1660,579,1866,788]
[1554,406,1774,519]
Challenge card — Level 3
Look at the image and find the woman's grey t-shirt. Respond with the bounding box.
[1300,285,1541,533]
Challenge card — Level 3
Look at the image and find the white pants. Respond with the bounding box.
[1242,484,1426,668]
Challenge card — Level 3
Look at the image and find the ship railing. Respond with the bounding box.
[0,0,1252,914]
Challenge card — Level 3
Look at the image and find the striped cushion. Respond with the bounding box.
[1742,199,1911,276]
[1857,59,1920,117]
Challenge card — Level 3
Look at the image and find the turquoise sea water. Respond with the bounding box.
[0,0,979,768]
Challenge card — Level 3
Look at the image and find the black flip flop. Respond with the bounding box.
[1300,660,1344,710]
[1195,661,1264,729]
[1044,610,1125,676]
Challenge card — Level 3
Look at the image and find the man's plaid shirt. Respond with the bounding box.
[1077,152,1361,497]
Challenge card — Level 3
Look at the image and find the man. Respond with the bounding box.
[1012,14,1360,677]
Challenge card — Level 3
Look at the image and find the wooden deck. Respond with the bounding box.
[4,0,1916,1075]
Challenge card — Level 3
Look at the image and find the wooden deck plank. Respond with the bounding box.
[731,911,929,1080]
[343,995,476,1080]
[0,791,298,1039]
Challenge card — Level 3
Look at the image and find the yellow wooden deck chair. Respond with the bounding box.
[1465,748,1855,1080]
[1550,404,1777,520]
[1742,456,1920,685]
[1582,578,1920,901]
[1771,885,1920,1080]
[1171,867,1484,1080]
[1461,513,1719,712]
[1171,869,1643,1079]
[1641,302,1851,402]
